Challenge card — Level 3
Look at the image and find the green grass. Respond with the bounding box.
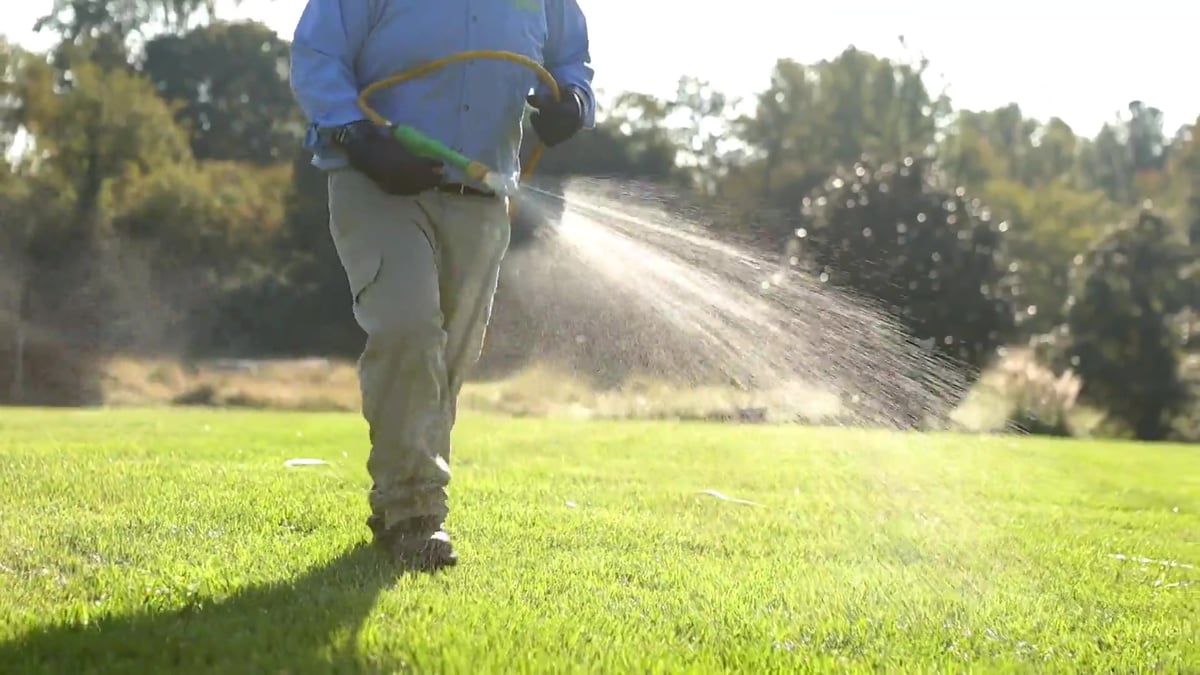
[1,408,1196,673]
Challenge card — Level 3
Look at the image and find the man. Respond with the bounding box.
[289,0,595,571]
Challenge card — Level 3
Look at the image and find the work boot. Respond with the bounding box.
[367,514,458,571]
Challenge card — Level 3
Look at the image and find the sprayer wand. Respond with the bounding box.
[389,125,519,198]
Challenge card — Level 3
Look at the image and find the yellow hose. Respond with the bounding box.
[356,50,562,218]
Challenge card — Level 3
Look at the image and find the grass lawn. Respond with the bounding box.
[0,408,1196,673]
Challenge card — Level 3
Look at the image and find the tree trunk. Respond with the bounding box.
[1134,402,1167,442]
[9,277,29,404]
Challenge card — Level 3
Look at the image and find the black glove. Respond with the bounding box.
[332,121,443,196]
[526,86,585,147]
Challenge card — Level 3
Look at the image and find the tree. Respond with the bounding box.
[142,20,303,164]
[667,77,737,195]
[36,0,224,45]
[939,105,1079,190]
[5,54,193,372]
[726,46,948,242]
[979,179,1119,334]
[32,0,274,74]
[0,161,105,405]
[16,59,193,237]
[533,91,683,183]
[1047,210,1192,440]
[1128,100,1168,174]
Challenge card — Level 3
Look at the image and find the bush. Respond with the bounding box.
[799,156,1017,372]
[992,348,1084,436]
[1040,210,1193,441]
[952,347,1104,436]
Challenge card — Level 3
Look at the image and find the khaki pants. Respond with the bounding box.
[327,169,511,530]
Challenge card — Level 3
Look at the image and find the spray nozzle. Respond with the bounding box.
[481,171,520,198]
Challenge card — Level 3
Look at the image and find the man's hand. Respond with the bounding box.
[333,121,443,196]
[527,86,585,147]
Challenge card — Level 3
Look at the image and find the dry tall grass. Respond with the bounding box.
[30,348,1107,435]
[950,347,1105,436]
[99,356,844,423]
[101,356,362,411]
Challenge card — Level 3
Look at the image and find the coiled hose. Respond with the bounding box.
[356,50,562,218]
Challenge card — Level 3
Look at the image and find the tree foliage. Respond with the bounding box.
[143,21,301,164]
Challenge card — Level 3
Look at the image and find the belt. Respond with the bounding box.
[437,182,495,198]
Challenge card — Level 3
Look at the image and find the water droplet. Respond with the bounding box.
[771,272,784,285]
[916,212,927,223]
[998,221,1009,233]
[795,228,807,238]
[1026,305,1038,316]
[831,178,844,189]
[760,280,770,291]
[1072,254,1084,265]
[930,252,941,262]
[943,336,954,345]
[947,214,957,225]
[788,256,799,266]
[903,157,914,167]
[896,222,907,234]
[819,272,829,283]
[862,227,872,237]
[1008,261,1020,272]
[855,165,866,177]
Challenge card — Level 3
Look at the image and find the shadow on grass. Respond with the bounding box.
[1,542,404,674]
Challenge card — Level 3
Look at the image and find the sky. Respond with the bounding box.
[5,0,1198,137]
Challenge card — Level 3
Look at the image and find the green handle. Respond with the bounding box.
[390,125,472,172]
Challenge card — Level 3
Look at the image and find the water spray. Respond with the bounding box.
[353,50,971,428]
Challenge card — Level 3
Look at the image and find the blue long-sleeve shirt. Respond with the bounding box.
[289,0,595,189]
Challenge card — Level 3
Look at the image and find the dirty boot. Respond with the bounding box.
[367,514,458,571]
